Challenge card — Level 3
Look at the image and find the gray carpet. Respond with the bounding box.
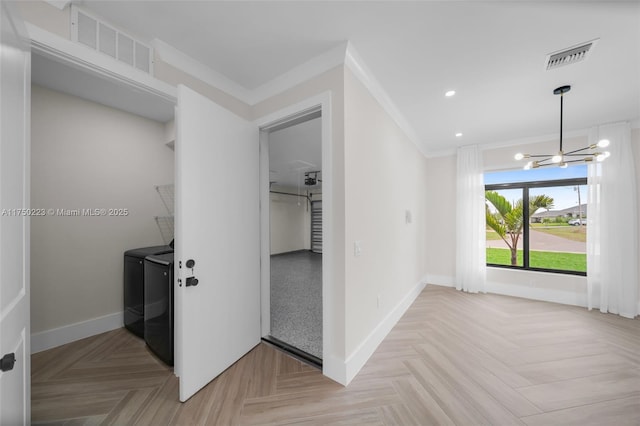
[270,250,322,359]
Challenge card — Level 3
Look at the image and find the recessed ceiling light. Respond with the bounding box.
[455,133,463,137]
[445,90,456,97]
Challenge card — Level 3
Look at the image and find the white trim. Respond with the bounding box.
[31,311,123,353]
[26,23,176,104]
[426,127,597,159]
[43,0,70,10]
[486,281,588,308]
[479,128,590,152]
[255,92,336,383]
[427,272,589,308]
[152,38,252,104]
[255,92,329,128]
[343,278,427,385]
[425,274,455,287]
[322,355,347,385]
[344,43,428,158]
[250,43,348,105]
[425,128,591,159]
[259,130,271,338]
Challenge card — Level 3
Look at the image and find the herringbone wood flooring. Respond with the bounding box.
[32,286,640,425]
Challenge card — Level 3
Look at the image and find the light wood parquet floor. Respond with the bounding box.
[32,286,640,425]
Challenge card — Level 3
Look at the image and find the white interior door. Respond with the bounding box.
[0,2,31,424]
[174,85,260,402]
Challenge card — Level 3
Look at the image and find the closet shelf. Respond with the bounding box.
[155,184,174,216]
[154,184,174,244]
[154,216,174,245]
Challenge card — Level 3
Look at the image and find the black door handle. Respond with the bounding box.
[185,276,199,287]
[1,353,16,372]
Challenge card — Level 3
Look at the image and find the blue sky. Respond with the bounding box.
[485,165,587,211]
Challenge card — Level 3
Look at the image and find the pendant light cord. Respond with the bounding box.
[560,91,564,153]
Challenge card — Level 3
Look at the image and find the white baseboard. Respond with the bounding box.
[425,274,455,287]
[486,281,588,308]
[31,311,123,354]
[322,354,347,386]
[342,278,427,385]
[424,273,591,309]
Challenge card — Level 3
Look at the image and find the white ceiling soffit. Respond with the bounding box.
[32,52,175,123]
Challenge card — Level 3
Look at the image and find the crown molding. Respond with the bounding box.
[249,42,348,105]
[425,119,640,159]
[479,128,589,152]
[151,38,253,104]
[43,0,70,11]
[424,147,457,158]
[424,128,592,159]
[344,43,428,158]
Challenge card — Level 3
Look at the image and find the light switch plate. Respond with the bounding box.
[354,240,362,257]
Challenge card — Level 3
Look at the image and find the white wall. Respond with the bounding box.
[633,128,640,309]
[426,131,640,310]
[425,155,456,286]
[30,85,174,337]
[343,68,429,360]
[269,187,310,254]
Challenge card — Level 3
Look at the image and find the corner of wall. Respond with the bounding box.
[342,278,426,385]
[426,275,455,287]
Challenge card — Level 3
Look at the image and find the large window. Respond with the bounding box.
[485,166,587,276]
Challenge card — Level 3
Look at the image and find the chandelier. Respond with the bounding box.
[515,85,610,169]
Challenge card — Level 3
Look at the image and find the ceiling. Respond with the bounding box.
[268,117,322,189]
[73,1,639,155]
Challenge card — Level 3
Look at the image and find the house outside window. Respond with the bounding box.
[484,166,587,276]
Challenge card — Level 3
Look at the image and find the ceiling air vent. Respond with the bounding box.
[545,39,599,70]
[71,6,153,74]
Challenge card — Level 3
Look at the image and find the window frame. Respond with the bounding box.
[485,177,587,276]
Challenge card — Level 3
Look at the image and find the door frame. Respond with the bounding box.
[1,2,32,423]
[254,92,334,375]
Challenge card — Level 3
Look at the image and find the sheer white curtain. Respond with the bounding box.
[587,122,639,318]
[455,145,486,293]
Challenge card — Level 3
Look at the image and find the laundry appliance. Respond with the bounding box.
[144,252,174,365]
[123,245,173,338]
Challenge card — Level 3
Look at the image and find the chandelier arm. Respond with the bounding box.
[563,159,590,164]
[564,153,596,157]
[564,146,592,155]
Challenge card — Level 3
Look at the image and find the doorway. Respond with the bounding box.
[261,110,323,365]
[29,51,176,354]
